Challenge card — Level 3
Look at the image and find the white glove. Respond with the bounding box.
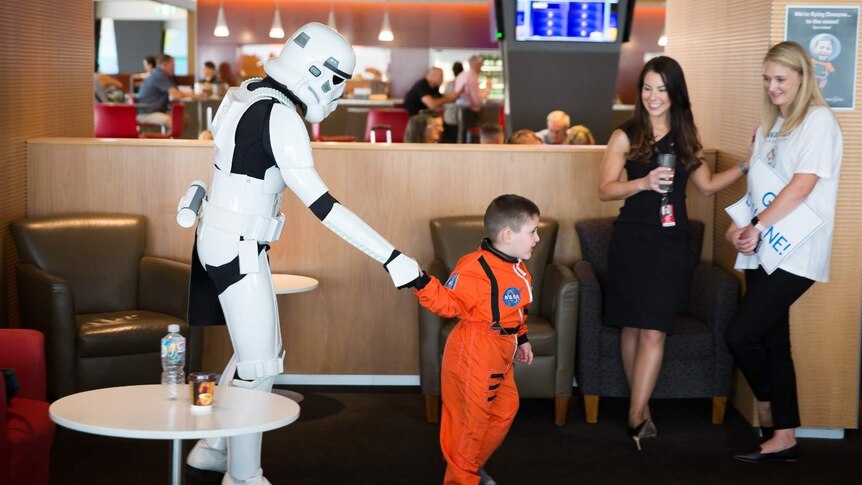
[383,251,422,289]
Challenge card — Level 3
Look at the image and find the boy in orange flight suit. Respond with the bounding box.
[413,194,538,485]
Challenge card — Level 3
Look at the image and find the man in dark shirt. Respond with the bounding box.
[403,67,460,116]
[136,53,200,130]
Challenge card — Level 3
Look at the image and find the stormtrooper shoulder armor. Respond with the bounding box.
[268,103,315,170]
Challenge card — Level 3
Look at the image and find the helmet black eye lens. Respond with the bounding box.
[333,76,345,85]
[309,66,322,77]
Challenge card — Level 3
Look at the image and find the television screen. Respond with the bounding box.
[515,1,620,43]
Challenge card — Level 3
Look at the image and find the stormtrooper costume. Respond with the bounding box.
[182,23,420,485]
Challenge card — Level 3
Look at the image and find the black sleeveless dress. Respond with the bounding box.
[605,120,691,332]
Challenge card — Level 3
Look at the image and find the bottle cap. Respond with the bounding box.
[168,324,180,333]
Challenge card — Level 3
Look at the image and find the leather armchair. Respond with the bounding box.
[419,216,578,425]
[0,329,54,485]
[574,218,739,424]
[10,213,202,400]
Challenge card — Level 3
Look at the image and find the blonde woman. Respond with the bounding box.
[726,41,843,463]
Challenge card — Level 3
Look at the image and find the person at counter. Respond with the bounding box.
[442,62,464,143]
[136,53,202,130]
[404,110,444,143]
[454,55,491,138]
[403,67,461,117]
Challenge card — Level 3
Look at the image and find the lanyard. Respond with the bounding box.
[757,119,786,169]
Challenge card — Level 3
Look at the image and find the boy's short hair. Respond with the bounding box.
[484,194,540,240]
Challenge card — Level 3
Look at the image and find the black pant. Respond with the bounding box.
[726,267,814,430]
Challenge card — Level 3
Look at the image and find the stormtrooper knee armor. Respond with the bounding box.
[183,22,420,485]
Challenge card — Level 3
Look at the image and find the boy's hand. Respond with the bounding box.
[514,342,533,365]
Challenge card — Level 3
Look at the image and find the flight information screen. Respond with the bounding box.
[515,1,620,43]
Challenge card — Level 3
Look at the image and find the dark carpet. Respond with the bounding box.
[50,386,860,484]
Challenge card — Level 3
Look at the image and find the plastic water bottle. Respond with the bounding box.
[160,324,186,400]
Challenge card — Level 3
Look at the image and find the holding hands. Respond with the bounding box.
[383,250,423,289]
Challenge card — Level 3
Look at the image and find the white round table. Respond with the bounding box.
[50,384,300,485]
[271,273,319,295]
[269,274,319,402]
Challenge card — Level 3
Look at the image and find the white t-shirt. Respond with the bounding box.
[735,106,843,282]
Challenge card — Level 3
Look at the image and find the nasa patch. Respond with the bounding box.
[502,287,522,307]
[445,273,459,290]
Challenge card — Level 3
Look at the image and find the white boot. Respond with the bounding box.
[222,469,272,485]
[478,468,497,485]
[187,438,228,473]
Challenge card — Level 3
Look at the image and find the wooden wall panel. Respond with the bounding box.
[667,0,861,428]
[27,140,716,375]
[0,0,93,325]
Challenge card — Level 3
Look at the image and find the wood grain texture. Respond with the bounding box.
[28,140,716,375]
[667,0,861,428]
[0,0,93,324]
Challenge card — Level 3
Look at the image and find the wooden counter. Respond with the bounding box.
[25,139,715,376]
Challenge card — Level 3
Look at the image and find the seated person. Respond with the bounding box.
[403,67,460,117]
[201,61,219,83]
[507,129,543,145]
[94,67,125,103]
[479,122,504,144]
[404,110,444,143]
[136,53,201,130]
[536,110,593,145]
[568,124,596,145]
[198,60,222,96]
[131,56,156,82]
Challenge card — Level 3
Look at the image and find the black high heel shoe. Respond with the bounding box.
[628,419,657,451]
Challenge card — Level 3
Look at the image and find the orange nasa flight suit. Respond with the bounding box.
[415,238,532,485]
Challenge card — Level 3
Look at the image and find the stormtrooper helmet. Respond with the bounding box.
[264,22,356,123]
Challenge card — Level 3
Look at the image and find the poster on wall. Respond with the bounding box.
[786,5,859,110]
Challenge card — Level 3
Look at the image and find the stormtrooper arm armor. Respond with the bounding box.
[269,104,420,287]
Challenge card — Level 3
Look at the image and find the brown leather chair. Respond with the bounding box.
[10,213,202,400]
[418,216,578,425]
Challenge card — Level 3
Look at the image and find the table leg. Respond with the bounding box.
[171,438,182,485]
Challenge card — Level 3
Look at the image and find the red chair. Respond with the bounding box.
[364,108,410,143]
[140,103,185,139]
[0,329,54,485]
[311,123,356,142]
[93,103,139,138]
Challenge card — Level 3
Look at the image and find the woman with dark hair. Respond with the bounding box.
[598,56,746,449]
[404,110,444,143]
[726,42,842,463]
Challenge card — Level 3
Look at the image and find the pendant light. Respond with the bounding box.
[327,0,338,32]
[378,1,394,42]
[270,0,285,39]
[657,29,667,47]
[214,0,230,37]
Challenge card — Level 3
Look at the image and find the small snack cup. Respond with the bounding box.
[188,372,218,412]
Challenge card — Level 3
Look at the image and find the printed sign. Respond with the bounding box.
[786,5,860,110]
[725,159,824,274]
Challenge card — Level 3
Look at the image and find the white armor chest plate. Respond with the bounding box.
[208,81,293,217]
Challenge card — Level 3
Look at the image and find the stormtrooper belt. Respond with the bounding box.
[200,201,285,243]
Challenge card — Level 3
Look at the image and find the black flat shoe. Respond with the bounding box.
[733,445,798,463]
